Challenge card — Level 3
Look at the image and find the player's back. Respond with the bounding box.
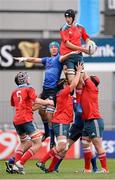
[11,85,36,125]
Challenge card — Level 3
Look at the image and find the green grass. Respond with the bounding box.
[0,159,115,179]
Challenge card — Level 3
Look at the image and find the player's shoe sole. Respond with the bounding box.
[5,161,14,174]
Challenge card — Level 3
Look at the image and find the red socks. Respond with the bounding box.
[83,147,92,170]
[48,155,61,172]
[20,149,34,165]
[15,149,23,162]
[40,148,56,164]
[98,152,108,170]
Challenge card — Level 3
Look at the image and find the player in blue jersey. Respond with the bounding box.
[14,41,75,148]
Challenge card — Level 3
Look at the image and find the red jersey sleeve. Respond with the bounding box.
[85,78,97,91]
[81,27,89,41]
[10,92,15,107]
[28,88,37,102]
[59,86,71,98]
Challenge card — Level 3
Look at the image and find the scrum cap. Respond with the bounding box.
[64,9,75,21]
[49,41,60,51]
[15,72,28,85]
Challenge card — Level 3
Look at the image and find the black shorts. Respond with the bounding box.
[40,87,57,107]
[68,123,84,142]
[63,53,84,70]
[14,121,37,136]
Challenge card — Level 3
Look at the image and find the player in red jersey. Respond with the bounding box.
[8,71,54,174]
[36,62,83,173]
[80,71,109,173]
[60,9,97,84]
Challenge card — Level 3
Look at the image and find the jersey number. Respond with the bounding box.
[16,90,22,102]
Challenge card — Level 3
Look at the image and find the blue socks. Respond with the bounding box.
[54,158,63,172]
[91,155,98,172]
[43,120,49,136]
[49,127,55,148]
[8,156,15,165]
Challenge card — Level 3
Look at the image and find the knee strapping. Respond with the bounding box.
[82,139,90,145]
[67,69,75,75]
[30,130,42,141]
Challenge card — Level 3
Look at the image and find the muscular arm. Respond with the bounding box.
[23,57,42,63]
[35,97,54,106]
[69,63,83,92]
[60,51,77,62]
[65,41,89,54]
[14,57,42,63]
[83,71,89,81]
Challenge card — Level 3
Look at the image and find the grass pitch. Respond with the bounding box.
[0,159,115,179]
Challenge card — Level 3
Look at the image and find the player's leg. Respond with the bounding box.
[14,122,42,174]
[54,123,83,172]
[5,124,32,174]
[81,136,92,173]
[64,53,84,84]
[36,122,59,172]
[38,90,50,141]
[91,118,109,173]
[39,108,50,141]
[90,143,98,172]
[46,90,57,148]
[65,60,75,84]
[47,123,70,172]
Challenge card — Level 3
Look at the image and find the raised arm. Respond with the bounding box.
[69,62,83,92]
[60,51,76,62]
[14,57,42,64]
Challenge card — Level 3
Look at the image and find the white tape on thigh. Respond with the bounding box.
[57,139,67,144]
[46,106,55,113]
[65,142,69,151]
[30,130,42,140]
[82,139,90,145]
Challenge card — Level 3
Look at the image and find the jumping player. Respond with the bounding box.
[60,9,97,84]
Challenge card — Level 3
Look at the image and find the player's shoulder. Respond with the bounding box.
[75,22,85,29]
[60,23,70,31]
[27,85,35,90]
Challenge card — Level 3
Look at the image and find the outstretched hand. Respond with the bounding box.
[13,57,28,63]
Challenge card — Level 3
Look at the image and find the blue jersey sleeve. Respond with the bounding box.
[41,57,48,65]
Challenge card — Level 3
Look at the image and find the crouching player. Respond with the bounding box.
[5,72,54,174]
[35,62,83,172]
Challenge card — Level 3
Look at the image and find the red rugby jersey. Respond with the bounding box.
[11,86,37,125]
[60,23,89,55]
[51,86,73,124]
[81,78,101,120]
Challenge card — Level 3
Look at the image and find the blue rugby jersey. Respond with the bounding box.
[41,54,63,89]
[73,98,84,126]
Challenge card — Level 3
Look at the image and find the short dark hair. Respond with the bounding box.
[57,78,67,92]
